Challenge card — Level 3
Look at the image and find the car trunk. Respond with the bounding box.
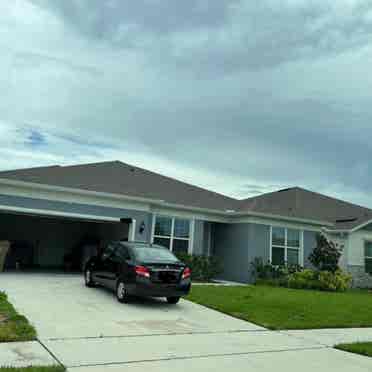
[145,262,184,284]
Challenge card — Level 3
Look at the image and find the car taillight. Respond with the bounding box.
[182,267,191,280]
[135,265,150,278]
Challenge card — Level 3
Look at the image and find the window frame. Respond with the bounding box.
[151,214,194,254]
[364,240,372,275]
[269,226,304,266]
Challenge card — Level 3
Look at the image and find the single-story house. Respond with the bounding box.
[0,160,371,287]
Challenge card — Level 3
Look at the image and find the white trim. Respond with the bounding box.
[284,228,288,263]
[129,219,136,241]
[300,230,304,266]
[207,222,212,257]
[236,216,324,232]
[232,213,332,227]
[152,214,194,254]
[151,214,156,243]
[190,219,195,255]
[324,220,372,234]
[269,226,273,263]
[0,204,121,223]
[364,240,372,274]
[350,219,372,233]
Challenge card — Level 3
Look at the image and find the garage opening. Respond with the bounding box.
[0,211,132,272]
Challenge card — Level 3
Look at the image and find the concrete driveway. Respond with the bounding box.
[1,273,372,371]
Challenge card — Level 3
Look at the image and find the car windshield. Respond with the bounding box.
[132,246,179,263]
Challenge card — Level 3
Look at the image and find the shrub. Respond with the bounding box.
[309,234,341,273]
[250,257,302,282]
[318,270,352,292]
[256,276,289,287]
[250,257,303,287]
[175,253,222,282]
[287,269,352,291]
[287,269,320,290]
[250,258,274,281]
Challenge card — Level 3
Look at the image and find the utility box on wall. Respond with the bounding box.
[0,241,10,272]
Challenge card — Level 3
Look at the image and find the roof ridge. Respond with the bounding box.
[59,160,120,168]
[238,187,298,202]
[115,161,239,203]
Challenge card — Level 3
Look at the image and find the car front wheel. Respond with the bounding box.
[116,280,129,303]
[85,269,96,287]
[166,296,180,304]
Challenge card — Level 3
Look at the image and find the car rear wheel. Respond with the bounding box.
[166,296,180,304]
[85,269,96,287]
[116,280,129,303]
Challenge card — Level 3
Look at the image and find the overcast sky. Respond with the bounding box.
[1,1,372,205]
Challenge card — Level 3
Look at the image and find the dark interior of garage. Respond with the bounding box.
[0,212,130,272]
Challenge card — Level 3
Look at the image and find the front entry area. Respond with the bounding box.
[0,211,131,272]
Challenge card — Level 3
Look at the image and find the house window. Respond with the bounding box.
[271,226,302,266]
[153,215,192,255]
[365,242,372,274]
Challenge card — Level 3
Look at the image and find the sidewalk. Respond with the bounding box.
[0,341,58,368]
[282,328,372,347]
[2,328,372,369]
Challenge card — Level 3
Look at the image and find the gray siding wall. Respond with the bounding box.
[191,220,213,256]
[212,223,270,283]
[193,220,205,255]
[133,212,153,242]
[247,224,271,282]
[303,230,318,268]
[213,223,250,283]
[203,222,212,255]
[212,222,319,283]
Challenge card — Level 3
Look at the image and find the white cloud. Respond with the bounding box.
[1,1,372,208]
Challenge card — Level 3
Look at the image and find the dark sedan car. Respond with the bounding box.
[84,241,191,304]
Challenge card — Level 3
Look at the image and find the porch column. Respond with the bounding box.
[128,219,136,242]
[0,241,10,272]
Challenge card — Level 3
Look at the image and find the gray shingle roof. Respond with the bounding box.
[0,161,238,212]
[239,187,372,230]
[1,162,371,230]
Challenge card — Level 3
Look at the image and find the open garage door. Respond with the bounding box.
[0,208,133,272]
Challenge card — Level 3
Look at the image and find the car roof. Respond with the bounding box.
[118,241,166,250]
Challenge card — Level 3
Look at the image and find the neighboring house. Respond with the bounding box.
[0,160,371,287]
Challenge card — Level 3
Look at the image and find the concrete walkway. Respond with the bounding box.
[1,273,372,371]
[282,328,372,347]
[0,341,57,368]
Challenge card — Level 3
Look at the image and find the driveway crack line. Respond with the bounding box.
[65,345,328,369]
[37,338,65,368]
[43,328,268,342]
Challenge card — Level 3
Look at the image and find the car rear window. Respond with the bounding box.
[132,246,179,263]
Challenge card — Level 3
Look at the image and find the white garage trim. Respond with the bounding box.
[128,219,136,241]
[0,204,121,223]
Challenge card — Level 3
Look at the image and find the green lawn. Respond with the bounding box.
[336,343,372,358]
[0,367,65,372]
[186,285,372,330]
[0,292,36,342]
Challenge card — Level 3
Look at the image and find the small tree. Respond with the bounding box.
[309,233,341,273]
